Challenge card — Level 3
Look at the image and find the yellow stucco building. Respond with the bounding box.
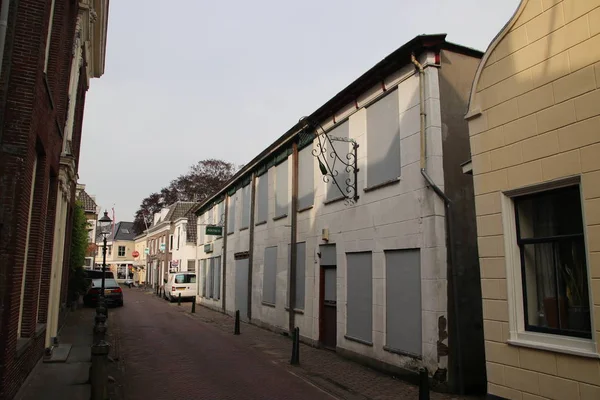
[465,1,600,399]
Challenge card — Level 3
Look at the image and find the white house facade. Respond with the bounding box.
[195,34,485,394]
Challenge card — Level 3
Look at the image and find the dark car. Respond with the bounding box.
[83,270,115,290]
[83,278,124,307]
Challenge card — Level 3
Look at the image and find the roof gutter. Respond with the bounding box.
[411,53,463,394]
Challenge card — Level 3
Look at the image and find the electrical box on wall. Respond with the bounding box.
[321,228,329,242]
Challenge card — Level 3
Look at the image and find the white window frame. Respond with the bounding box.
[501,177,598,358]
[44,0,56,73]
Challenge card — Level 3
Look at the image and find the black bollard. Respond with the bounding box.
[90,341,110,400]
[419,367,430,400]
[191,300,196,313]
[234,310,240,335]
[178,293,181,306]
[290,327,300,365]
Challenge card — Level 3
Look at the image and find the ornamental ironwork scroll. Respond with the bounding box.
[298,117,359,205]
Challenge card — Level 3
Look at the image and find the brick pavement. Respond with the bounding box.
[116,288,481,400]
[113,288,339,400]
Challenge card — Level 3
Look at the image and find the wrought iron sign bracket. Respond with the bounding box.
[299,117,360,205]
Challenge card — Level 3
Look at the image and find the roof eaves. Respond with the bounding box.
[194,34,460,216]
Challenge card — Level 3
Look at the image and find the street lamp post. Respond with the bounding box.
[98,211,112,302]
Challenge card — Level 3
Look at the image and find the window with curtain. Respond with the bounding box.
[256,173,268,223]
[366,89,400,188]
[208,258,215,298]
[515,185,590,338]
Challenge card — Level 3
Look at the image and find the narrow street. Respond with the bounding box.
[112,288,336,400]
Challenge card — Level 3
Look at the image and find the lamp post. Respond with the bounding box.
[98,211,112,300]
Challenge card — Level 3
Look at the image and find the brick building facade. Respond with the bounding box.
[0,1,108,399]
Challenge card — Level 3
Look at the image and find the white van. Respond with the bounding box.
[164,272,196,301]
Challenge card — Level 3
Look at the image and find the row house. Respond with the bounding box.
[465,0,600,399]
[194,34,485,393]
[76,183,99,268]
[94,221,137,280]
[133,234,147,284]
[145,202,197,290]
[0,1,109,399]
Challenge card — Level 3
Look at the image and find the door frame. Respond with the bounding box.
[319,265,337,350]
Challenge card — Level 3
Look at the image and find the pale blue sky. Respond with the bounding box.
[80,0,521,221]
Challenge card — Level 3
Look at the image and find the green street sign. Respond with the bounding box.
[205,225,223,236]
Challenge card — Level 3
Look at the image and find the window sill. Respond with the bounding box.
[344,335,373,347]
[508,334,599,359]
[15,337,32,359]
[227,232,234,236]
[297,205,313,213]
[239,227,249,232]
[363,177,400,193]
[255,221,267,227]
[273,214,288,221]
[383,345,422,360]
[262,301,276,308]
[324,196,345,206]
[284,307,305,314]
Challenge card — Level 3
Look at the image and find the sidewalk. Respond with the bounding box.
[14,305,122,400]
[149,288,480,400]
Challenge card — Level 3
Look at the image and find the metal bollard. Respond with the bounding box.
[234,310,240,335]
[94,313,107,327]
[419,367,430,400]
[93,322,107,345]
[191,300,196,314]
[91,340,110,400]
[178,293,181,306]
[290,327,300,365]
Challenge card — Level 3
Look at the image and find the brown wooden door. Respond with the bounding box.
[320,266,337,350]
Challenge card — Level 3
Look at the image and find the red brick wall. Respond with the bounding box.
[0,0,83,398]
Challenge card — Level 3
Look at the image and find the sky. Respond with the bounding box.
[79,0,521,222]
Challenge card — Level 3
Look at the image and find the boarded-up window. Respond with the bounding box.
[228,193,236,233]
[326,121,349,202]
[196,260,204,296]
[213,256,221,300]
[385,249,421,356]
[346,252,372,343]
[198,214,205,244]
[320,244,336,266]
[208,258,215,298]
[275,159,288,218]
[187,260,196,273]
[287,242,306,310]
[263,246,277,304]
[241,184,251,229]
[366,89,400,188]
[298,147,314,210]
[201,259,207,297]
[256,174,268,223]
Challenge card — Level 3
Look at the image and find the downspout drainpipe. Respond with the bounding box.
[411,53,464,395]
[247,173,257,321]
[288,142,299,334]
[222,197,229,313]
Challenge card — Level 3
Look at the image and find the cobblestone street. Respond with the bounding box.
[112,288,336,400]
[112,288,475,400]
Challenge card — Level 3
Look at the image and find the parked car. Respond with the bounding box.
[164,272,196,301]
[83,270,115,289]
[83,278,124,307]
